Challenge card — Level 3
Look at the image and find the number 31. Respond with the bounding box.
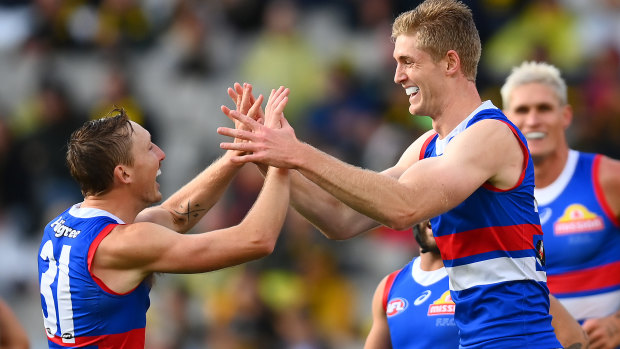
[40,240,75,343]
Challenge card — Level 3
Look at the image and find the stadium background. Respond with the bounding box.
[0,0,618,347]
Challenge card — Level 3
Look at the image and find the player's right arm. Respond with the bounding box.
[364,275,392,349]
[285,130,434,240]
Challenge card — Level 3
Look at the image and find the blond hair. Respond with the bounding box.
[500,61,567,110]
[391,0,481,81]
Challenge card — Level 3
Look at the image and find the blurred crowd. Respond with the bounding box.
[0,0,619,348]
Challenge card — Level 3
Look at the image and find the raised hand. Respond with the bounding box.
[264,86,289,129]
[217,87,299,168]
[227,82,265,124]
[221,83,264,146]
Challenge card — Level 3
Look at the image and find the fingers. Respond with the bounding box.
[265,86,289,128]
[248,94,264,122]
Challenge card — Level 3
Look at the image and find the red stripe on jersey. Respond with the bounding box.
[47,327,145,348]
[419,132,437,160]
[547,261,620,294]
[86,224,139,296]
[592,155,620,227]
[382,269,401,312]
[435,224,541,261]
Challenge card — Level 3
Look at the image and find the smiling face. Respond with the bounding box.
[127,121,165,205]
[393,34,446,118]
[504,82,571,161]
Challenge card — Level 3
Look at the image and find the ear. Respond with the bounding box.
[114,165,132,185]
[561,104,573,130]
[444,50,460,76]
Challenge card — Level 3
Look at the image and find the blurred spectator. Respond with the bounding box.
[575,45,620,158]
[241,0,327,125]
[89,63,159,141]
[483,0,584,79]
[8,74,84,235]
[303,59,383,165]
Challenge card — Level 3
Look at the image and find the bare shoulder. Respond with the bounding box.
[96,221,174,266]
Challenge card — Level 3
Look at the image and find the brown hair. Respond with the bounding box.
[391,0,481,81]
[66,108,135,197]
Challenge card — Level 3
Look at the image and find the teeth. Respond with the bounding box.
[525,132,546,140]
[157,169,162,177]
[406,86,419,96]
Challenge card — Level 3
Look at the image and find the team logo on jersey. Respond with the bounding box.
[414,290,432,306]
[386,298,408,317]
[539,207,552,225]
[427,290,455,316]
[554,204,604,235]
[536,240,545,267]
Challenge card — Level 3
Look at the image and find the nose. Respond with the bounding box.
[523,109,541,128]
[155,144,166,161]
[394,63,406,84]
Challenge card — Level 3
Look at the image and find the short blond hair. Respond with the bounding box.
[500,61,567,110]
[391,0,481,81]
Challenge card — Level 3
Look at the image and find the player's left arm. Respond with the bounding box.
[136,85,267,233]
[364,276,392,349]
[549,294,589,349]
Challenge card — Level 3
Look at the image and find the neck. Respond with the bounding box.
[419,251,444,271]
[533,145,570,188]
[81,191,144,224]
[432,80,482,138]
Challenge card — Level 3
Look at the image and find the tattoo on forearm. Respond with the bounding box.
[564,344,582,349]
[173,200,206,223]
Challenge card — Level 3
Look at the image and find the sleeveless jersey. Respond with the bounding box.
[38,203,150,348]
[419,101,560,348]
[383,257,458,349]
[536,150,620,322]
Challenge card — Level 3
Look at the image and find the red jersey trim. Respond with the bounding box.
[419,132,437,160]
[382,270,401,312]
[547,261,620,294]
[592,155,620,227]
[435,224,542,261]
[482,121,528,192]
[87,223,137,296]
[47,327,145,348]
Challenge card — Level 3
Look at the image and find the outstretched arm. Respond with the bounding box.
[93,89,291,294]
[364,276,392,349]
[218,114,520,234]
[136,84,264,233]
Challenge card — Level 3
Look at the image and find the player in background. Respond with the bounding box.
[502,60,620,349]
[364,219,588,349]
[0,297,29,349]
[217,0,560,346]
[37,86,290,348]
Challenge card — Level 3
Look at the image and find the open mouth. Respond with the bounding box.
[406,86,420,96]
[157,169,162,177]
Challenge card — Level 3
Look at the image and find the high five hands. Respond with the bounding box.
[219,85,302,169]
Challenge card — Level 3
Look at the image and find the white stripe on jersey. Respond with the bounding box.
[445,256,547,291]
[559,289,620,321]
